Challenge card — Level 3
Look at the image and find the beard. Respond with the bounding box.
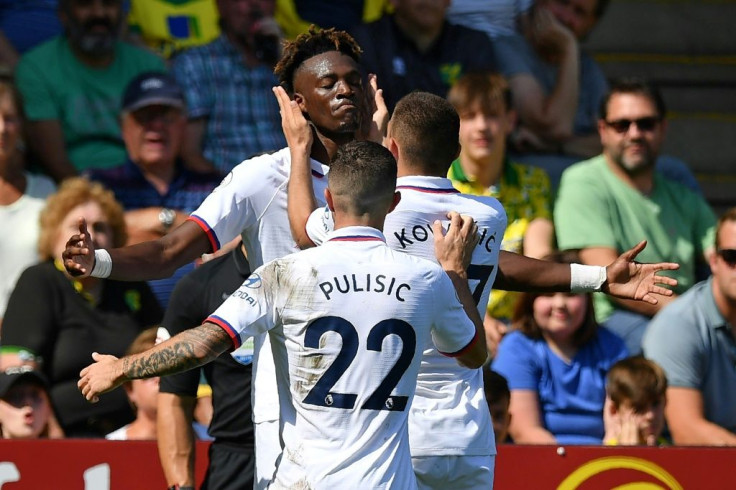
[611,143,657,175]
[66,17,119,57]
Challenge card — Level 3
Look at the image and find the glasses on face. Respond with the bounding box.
[604,116,660,134]
[717,248,736,266]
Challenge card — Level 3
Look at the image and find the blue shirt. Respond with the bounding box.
[88,159,221,307]
[171,35,285,173]
[492,328,628,444]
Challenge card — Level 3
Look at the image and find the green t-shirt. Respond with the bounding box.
[554,155,716,322]
[16,36,165,172]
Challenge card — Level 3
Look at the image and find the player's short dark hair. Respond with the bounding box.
[447,72,513,115]
[606,356,667,411]
[328,141,397,216]
[599,77,667,120]
[512,250,599,347]
[274,26,362,94]
[390,91,460,175]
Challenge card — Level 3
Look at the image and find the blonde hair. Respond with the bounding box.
[38,177,127,260]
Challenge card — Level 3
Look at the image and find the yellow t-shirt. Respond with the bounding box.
[448,158,552,321]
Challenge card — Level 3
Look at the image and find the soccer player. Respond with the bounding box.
[277,88,681,489]
[78,141,488,489]
[64,27,384,489]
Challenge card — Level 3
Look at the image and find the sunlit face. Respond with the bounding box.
[619,397,666,445]
[61,0,123,57]
[0,384,51,439]
[55,201,113,260]
[599,93,666,175]
[293,51,363,137]
[540,0,599,40]
[0,93,20,163]
[458,100,514,163]
[122,105,186,169]
[533,292,588,340]
[126,377,159,418]
[711,220,736,302]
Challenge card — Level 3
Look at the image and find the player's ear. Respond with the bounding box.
[325,188,335,212]
[388,191,401,213]
[387,137,399,160]
[294,92,306,112]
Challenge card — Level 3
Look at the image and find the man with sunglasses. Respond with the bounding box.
[554,77,717,355]
[643,208,736,445]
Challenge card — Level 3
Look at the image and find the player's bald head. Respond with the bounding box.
[328,141,397,216]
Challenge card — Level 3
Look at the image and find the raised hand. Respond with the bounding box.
[433,212,480,277]
[78,352,125,403]
[603,240,680,304]
[272,85,313,154]
[360,73,388,145]
[62,217,95,278]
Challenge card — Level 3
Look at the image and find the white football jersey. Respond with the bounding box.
[208,227,478,489]
[306,175,507,456]
[189,148,329,423]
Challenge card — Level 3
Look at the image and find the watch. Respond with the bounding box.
[158,207,176,231]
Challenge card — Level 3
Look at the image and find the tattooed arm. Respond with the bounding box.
[78,323,232,403]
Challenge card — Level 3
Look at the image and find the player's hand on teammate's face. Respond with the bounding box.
[273,86,313,154]
[433,212,479,277]
[62,217,95,278]
[360,73,388,145]
[78,352,124,403]
[603,240,680,304]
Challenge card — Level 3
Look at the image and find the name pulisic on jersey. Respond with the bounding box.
[320,274,411,302]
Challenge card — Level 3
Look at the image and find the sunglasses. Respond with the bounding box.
[717,249,736,266]
[604,117,660,133]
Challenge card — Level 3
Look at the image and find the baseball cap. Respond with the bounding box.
[0,366,49,398]
[121,71,185,113]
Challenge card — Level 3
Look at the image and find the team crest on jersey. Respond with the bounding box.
[243,274,262,289]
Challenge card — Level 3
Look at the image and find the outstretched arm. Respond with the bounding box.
[273,86,318,250]
[495,241,679,302]
[63,218,211,280]
[78,323,232,402]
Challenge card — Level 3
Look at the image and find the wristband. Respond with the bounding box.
[90,249,112,278]
[570,263,607,292]
[167,486,194,490]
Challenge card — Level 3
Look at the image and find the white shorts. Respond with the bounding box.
[412,454,495,490]
[254,420,280,490]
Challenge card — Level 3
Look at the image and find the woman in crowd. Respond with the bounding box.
[0,77,55,327]
[492,250,629,444]
[0,177,163,437]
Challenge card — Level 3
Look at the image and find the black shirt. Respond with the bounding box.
[351,16,497,111]
[159,247,254,447]
[2,261,163,436]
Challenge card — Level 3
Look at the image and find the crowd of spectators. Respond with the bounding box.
[0,0,732,477]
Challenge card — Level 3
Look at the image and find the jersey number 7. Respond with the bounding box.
[467,264,495,305]
[303,316,416,411]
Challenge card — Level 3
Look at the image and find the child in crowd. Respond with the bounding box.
[603,356,668,446]
[0,366,53,439]
[106,328,160,441]
[484,367,512,444]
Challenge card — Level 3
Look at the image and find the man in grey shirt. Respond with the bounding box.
[643,207,736,445]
